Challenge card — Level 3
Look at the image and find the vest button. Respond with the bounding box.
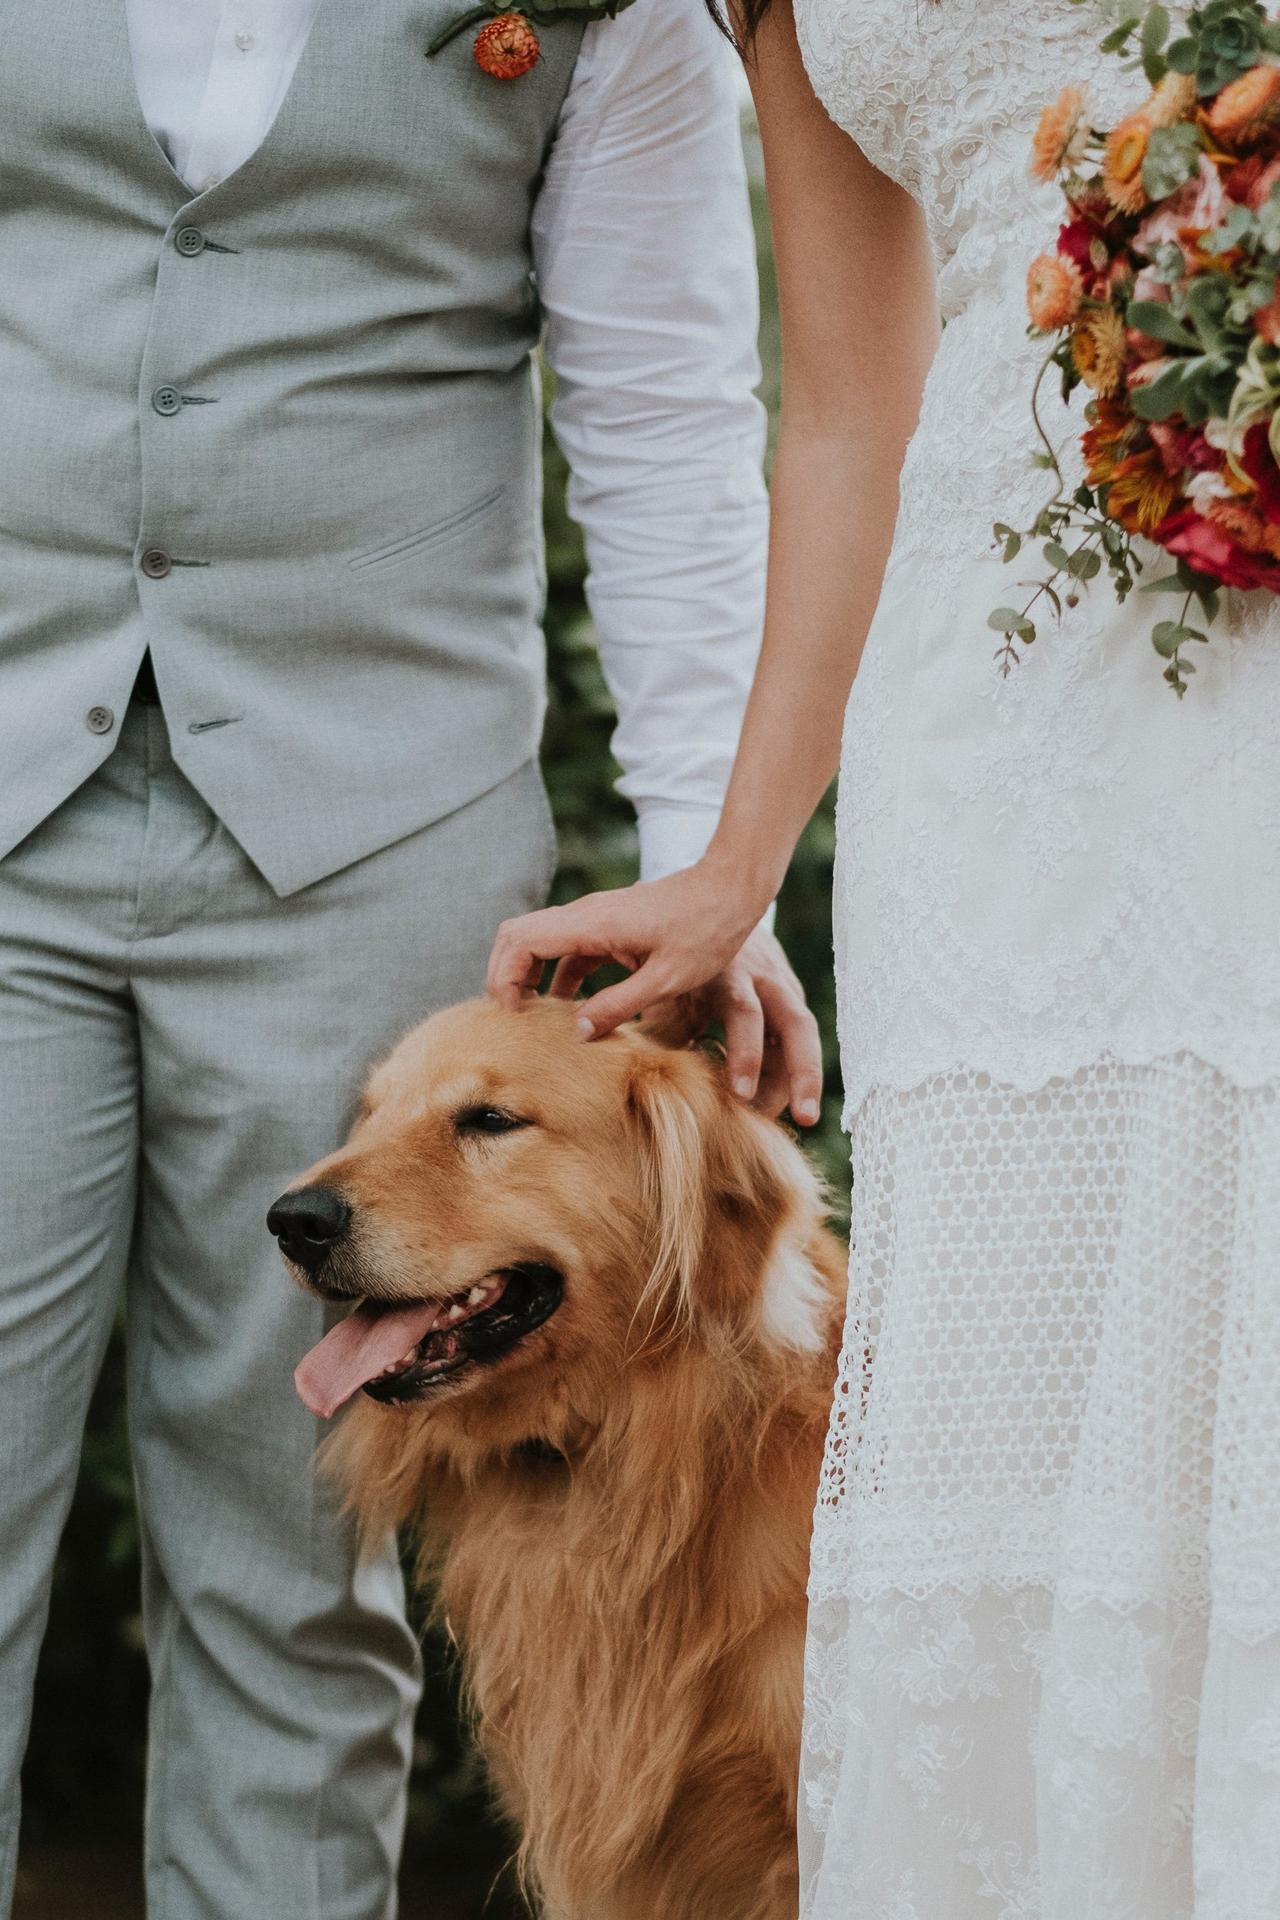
[175,227,207,258]
[152,385,182,417]
[141,549,173,580]
[86,706,115,736]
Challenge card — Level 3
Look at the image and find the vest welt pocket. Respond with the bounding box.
[346,485,507,575]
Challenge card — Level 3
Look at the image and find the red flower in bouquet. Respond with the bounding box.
[1156,506,1280,589]
[1238,421,1280,519]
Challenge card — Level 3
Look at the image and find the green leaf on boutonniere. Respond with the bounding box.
[427,0,637,59]
[523,0,638,18]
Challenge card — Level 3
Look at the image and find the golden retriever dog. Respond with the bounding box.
[269,996,846,1920]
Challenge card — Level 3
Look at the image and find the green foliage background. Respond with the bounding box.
[16,145,841,1913]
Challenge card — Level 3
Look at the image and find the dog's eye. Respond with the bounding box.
[455,1105,531,1138]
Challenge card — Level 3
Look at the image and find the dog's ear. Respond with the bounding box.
[626,1049,793,1332]
[626,1049,708,1329]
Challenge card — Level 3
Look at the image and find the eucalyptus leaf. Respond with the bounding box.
[1126,299,1197,350]
[1184,273,1233,351]
[1143,2,1171,48]
[1152,243,1187,285]
[1129,362,1193,421]
[1152,619,1193,657]
[1142,122,1202,199]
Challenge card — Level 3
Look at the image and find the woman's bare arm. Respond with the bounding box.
[488,3,938,1118]
[707,0,938,904]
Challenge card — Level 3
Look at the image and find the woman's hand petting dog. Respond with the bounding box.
[486,862,824,1126]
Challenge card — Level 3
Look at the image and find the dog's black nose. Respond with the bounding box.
[267,1187,352,1273]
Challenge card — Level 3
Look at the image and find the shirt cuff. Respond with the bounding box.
[636,804,777,934]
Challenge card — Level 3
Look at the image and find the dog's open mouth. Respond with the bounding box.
[294,1264,564,1419]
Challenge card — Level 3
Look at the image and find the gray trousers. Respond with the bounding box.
[0,701,556,1918]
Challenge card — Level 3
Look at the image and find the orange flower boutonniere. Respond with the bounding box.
[427,0,639,81]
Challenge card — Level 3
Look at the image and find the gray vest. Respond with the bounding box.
[0,0,584,895]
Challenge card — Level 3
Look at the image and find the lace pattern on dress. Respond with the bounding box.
[801,1056,1280,1919]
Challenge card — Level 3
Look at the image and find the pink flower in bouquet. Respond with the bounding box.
[1132,265,1171,303]
[1134,156,1227,254]
[1188,154,1229,231]
[1156,506,1280,590]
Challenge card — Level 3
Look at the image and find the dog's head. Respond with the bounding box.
[271,997,833,1457]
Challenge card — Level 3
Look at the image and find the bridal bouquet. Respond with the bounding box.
[992,0,1280,694]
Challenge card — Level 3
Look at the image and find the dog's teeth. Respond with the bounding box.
[400,1347,418,1365]
[448,1302,465,1321]
[467,1286,486,1306]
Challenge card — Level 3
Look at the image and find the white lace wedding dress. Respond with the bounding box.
[793,3,1280,1915]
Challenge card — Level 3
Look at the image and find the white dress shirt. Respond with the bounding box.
[125,0,768,881]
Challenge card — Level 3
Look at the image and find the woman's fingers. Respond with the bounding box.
[573,959,679,1038]
[718,974,766,1102]
[487,903,613,1008]
[757,972,824,1126]
[548,954,605,1001]
[753,1038,792,1120]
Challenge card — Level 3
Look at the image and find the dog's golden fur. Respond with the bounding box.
[288,997,846,1920]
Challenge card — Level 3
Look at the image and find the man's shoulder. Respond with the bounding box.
[567,0,739,108]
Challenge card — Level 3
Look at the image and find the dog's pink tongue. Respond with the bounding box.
[294,1300,443,1419]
